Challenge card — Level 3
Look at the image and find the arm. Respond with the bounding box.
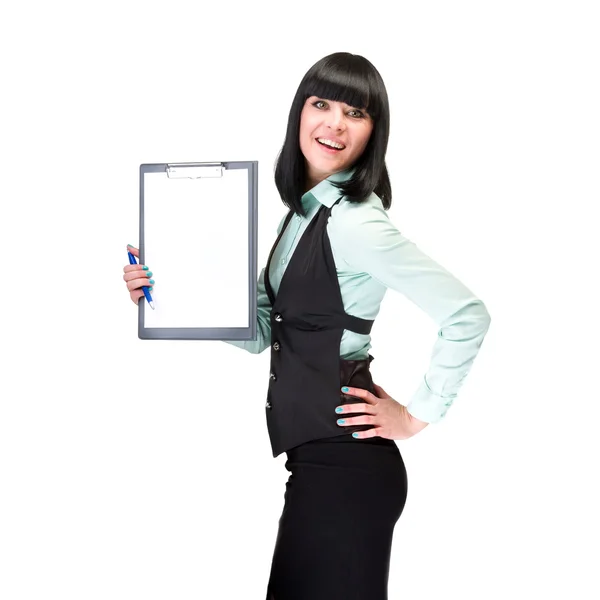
[222,212,287,355]
[329,200,492,423]
[222,266,272,354]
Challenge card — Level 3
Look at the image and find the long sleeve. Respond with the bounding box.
[222,213,288,355]
[222,265,273,354]
[329,200,492,423]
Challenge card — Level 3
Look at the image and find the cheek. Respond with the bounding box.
[299,118,312,144]
[359,126,374,151]
[299,125,312,150]
[352,130,372,155]
[300,113,317,135]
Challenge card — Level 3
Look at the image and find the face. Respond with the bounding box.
[299,95,374,190]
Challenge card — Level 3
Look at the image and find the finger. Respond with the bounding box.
[125,276,155,292]
[126,244,139,258]
[123,269,153,282]
[130,289,145,304]
[130,285,154,304]
[352,427,383,440]
[123,264,150,274]
[335,402,374,415]
[341,386,379,404]
[336,414,376,427]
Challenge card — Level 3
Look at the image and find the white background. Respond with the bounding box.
[1,1,598,598]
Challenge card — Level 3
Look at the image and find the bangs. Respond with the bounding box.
[301,64,381,121]
[274,52,392,216]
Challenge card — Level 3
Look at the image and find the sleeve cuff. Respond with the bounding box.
[405,376,456,424]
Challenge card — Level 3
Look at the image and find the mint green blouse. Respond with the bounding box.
[225,169,491,424]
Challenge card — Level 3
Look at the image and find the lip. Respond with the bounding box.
[315,139,345,155]
[315,136,346,148]
[315,138,346,156]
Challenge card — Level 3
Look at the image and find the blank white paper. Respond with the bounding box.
[142,168,249,329]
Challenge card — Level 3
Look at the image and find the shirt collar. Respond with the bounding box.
[301,168,355,209]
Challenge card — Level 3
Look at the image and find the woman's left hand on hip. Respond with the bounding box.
[336,382,429,440]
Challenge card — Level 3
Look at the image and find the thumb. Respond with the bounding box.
[126,244,139,259]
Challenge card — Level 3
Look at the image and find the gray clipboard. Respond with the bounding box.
[138,161,258,340]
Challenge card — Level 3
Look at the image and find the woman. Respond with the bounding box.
[123,52,491,600]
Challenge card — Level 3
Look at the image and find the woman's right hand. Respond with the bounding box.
[123,244,154,305]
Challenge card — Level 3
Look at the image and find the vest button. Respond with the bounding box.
[274,313,283,322]
[270,372,277,380]
[273,341,280,351]
[265,400,272,409]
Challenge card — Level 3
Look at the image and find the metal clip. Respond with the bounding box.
[166,163,224,179]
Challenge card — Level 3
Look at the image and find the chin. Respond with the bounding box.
[311,151,348,167]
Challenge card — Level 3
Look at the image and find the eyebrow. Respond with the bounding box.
[313,97,369,113]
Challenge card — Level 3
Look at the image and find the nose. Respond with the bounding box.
[325,105,345,130]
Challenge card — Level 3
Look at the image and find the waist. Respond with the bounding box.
[339,330,373,360]
[340,353,376,395]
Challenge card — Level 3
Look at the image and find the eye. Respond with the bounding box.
[348,109,365,118]
[312,99,366,119]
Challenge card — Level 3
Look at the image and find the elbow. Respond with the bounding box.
[468,299,492,329]
[474,301,492,343]
[441,299,492,342]
[479,301,492,330]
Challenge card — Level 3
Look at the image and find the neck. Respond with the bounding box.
[304,170,332,194]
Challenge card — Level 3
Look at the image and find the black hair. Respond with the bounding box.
[274,52,392,217]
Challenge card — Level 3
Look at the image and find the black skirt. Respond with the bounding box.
[265,432,408,600]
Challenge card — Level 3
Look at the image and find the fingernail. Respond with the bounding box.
[337,419,345,425]
[146,271,153,277]
[341,387,349,392]
[142,266,149,271]
[149,279,155,284]
[335,407,343,413]
[352,433,359,438]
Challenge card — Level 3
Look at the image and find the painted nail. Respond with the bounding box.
[341,387,349,393]
[335,407,343,413]
[149,279,155,284]
[142,266,149,271]
[352,433,359,438]
[146,271,153,277]
[337,419,345,425]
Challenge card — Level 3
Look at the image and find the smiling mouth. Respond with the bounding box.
[315,138,346,151]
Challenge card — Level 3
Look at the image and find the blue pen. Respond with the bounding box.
[128,251,155,309]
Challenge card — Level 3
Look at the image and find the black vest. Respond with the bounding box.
[264,198,377,458]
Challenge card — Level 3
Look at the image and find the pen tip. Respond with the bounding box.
[149,301,155,310]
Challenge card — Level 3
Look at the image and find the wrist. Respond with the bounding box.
[407,409,430,433]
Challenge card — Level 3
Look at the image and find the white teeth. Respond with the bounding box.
[317,138,345,149]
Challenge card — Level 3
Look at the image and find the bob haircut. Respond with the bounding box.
[274,52,392,218]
